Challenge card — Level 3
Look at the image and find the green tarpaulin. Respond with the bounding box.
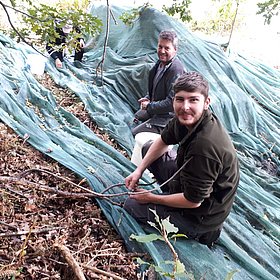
[0,4,279,279]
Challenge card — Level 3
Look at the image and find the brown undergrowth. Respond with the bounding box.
[0,73,139,279]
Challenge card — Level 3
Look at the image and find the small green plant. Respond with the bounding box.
[130,209,192,279]
[130,209,240,280]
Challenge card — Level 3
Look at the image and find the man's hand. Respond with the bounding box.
[138,97,149,103]
[125,169,143,190]
[129,188,154,204]
[140,100,150,110]
[55,58,62,68]
[137,97,150,110]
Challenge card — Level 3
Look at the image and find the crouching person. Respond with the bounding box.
[124,71,240,247]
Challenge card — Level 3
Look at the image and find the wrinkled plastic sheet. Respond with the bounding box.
[0,4,279,280]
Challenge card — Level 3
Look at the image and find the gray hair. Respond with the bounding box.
[173,72,209,99]
[159,30,179,50]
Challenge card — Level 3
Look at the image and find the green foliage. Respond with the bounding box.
[190,0,242,35]
[130,209,190,279]
[22,3,102,41]
[1,0,102,51]
[130,233,164,242]
[119,3,151,26]
[162,0,193,22]
[257,0,280,24]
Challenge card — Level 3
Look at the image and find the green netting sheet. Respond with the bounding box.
[0,4,279,280]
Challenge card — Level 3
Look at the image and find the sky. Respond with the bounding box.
[101,0,280,67]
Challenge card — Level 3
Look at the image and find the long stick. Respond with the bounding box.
[82,264,126,280]
[0,227,64,238]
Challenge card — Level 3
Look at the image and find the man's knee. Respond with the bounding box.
[141,140,154,158]
[197,228,222,248]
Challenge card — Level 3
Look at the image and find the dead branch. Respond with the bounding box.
[54,243,86,280]
[0,221,17,230]
[82,264,126,280]
[2,161,192,200]
[0,227,64,238]
[95,0,111,84]
[0,175,123,206]
[17,168,96,195]
[0,175,95,199]
[0,188,27,200]
[0,184,29,199]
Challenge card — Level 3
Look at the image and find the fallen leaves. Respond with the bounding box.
[0,70,138,279]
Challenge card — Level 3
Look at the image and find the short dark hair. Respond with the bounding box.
[159,30,178,49]
[173,72,209,99]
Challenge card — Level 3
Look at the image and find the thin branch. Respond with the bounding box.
[1,1,40,20]
[1,175,92,196]
[0,221,18,230]
[225,0,240,51]
[0,1,47,57]
[95,0,111,84]
[0,185,29,199]
[0,187,28,200]
[101,180,156,194]
[17,168,98,195]
[0,227,64,238]
[110,8,118,25]
[0,175,123,206]
[162,229,179,277]
[82,264,126,280]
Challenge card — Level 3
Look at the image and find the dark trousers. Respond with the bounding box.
[124,140,222,247]
[57,47,84,62]
[74,48,84,62]
[132,109,164,136]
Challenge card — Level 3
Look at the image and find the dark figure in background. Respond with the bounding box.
[46,21,85,68]
[132,30,185,136]
[125,71,240,247]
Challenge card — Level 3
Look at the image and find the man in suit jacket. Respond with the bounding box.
[132,30,185,136]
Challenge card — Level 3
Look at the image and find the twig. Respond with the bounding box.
[82,264,126,280]
[19,220,36,261]
[0,221,18,230]
[0,175,122,206]
[0,188,27,200]
[54,243,86,280]
[162,228,179,278]
[0,176,94,198]
[0,227,64,238]
[101,180,156,194]
[1,2,43,21]
[224,0,240,51]
[0,185,29,199]
[95,0,111,84]
[17,168,96,195]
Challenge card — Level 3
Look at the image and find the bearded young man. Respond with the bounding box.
[125,71,240,247]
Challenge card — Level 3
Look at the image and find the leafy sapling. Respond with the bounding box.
[130,209,193,280]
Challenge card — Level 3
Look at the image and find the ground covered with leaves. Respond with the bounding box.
[0,73,141,280]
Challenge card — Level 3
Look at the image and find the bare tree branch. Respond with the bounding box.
[0,1,47,57]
